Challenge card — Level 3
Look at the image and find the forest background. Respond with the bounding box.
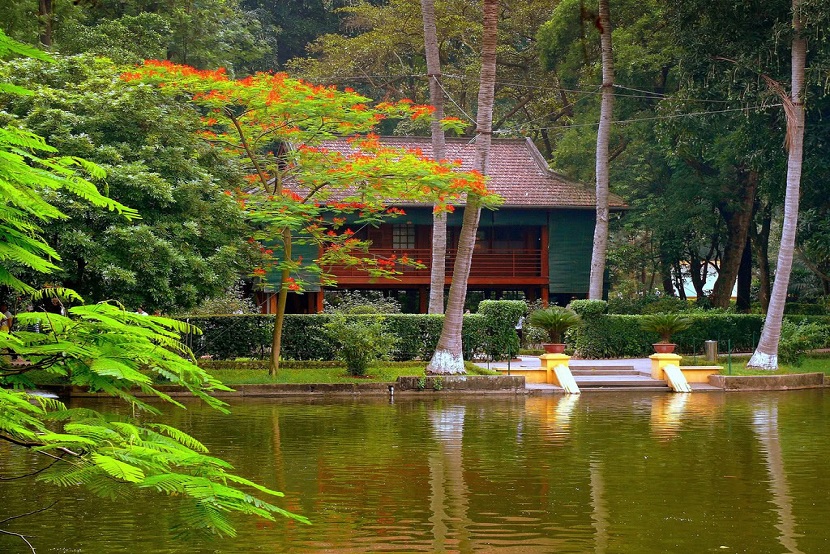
[2,0,829,316]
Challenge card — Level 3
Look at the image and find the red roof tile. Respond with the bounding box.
[318,136,627,209]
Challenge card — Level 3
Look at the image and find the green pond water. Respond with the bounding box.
[2,390,830,553]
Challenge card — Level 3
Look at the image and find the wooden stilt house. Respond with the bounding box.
[258,136,626,314]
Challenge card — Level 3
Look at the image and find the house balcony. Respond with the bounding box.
[328,247,548,286]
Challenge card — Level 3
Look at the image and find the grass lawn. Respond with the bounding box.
[208,361,496,385]
[22,360,498,387]
[681,352,830,376]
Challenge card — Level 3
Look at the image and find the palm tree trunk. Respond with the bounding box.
[588,0,614,299]
[421,0,448,314]
[426,0,498,374]
[748,0,806,369]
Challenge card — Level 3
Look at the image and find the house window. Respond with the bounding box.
[392,224,415,249]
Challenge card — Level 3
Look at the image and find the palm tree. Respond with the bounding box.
[421,0,449,314]
[747,0,806,370]
[426,0,498,374]
[588,0,614,300]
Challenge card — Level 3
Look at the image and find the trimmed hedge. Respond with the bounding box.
[185,306,830,361]
[182,311,498,361]
[477,300,526,360]
[570,313,830,358]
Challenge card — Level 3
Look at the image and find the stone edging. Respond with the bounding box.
[708,372,825,391]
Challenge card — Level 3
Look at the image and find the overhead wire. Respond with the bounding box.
[495,103,785,135]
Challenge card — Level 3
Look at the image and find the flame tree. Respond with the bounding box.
[126,61,498,373]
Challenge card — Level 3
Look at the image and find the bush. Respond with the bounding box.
[569,299,608,318]
[778,320,830,366]
[571,313,768,358]
[477,300,525,360]
[180,302,523,362]
[783,303,826,316]
[183,315,273,360]
[527,306,582,343]
[324,314,397,376]
[640,313,693,343]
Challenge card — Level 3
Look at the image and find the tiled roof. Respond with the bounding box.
[318,136,627,209]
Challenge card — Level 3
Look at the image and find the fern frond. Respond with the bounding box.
[147,424,208,453]
[91,453,145,483]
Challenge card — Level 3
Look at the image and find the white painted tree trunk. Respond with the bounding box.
[588,0,614,300]
[426,0,498,374]
[748,0,806,370]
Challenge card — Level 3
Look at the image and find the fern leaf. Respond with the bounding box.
[91,453,145,483]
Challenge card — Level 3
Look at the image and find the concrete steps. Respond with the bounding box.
[573,374,670,390]
[569,366,638,376]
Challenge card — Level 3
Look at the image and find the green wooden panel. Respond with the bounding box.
[549,210,595,294]
[264,240,321,292]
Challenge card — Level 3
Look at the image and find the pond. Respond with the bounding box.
[2,390,830,553]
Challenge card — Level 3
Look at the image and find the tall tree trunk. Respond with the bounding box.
[38,0,53,47]
[710,169,758,308]
[736,235,753,312]
[748,0,806,369]
[426,0,498,374]
[588,0,615,299]
[421,0,448,314]
[269,227,291,376]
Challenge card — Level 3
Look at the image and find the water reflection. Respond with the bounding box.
[428,403,471,552]
[753,399,804,554]
[3,392,830,553]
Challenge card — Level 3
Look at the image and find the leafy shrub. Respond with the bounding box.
[569,299,608,318]
[778,320,830,366]
[527,306,582,343]
[640,313,693,343]
[572,313,768,358]
[461,314,490,360]
[641,297,692,314]
[783,303,826,316]
[324,314,397,376]
[181,301,533,362]
[477,300,525,360]
[323,290,401,314]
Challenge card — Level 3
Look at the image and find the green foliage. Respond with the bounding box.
[386,314,444,361]
[639,313,693,343]
[569,300,608,318]
[183,280,259,316]
[323,290,401,314]
[777,320,830,366]
[324,314,398,376]
[572,313,769,358]
[184,315,274,361]
[527,306,582,343]
[432,376,444,391]
[1,54,252,312]
[477,300,526,360]
[182,304,520,362]
[783,302,827,316]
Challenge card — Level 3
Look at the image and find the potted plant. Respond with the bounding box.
[527,306,582,354]
[640,313,692,353]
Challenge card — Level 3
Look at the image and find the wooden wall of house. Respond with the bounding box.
[548,209,594,295]
[263,240,321,292]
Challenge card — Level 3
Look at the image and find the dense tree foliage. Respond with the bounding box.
[0,55,252,313]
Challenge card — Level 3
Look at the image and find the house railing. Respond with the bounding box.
[328,248,543,279]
